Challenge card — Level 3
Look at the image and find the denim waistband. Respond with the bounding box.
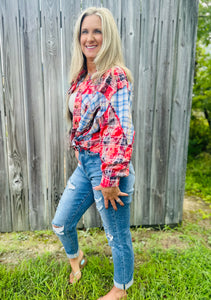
[78,148,99,156]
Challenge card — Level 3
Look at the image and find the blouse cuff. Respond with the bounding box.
[100,176,120,188]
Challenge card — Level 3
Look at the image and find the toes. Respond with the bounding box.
[69,270,81,284]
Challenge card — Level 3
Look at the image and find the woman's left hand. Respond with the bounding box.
[94,185,128,211]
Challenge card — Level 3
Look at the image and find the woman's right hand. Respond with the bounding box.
[75,150,81,164]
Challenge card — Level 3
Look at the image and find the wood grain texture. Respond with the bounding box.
[0,0,29,231]
[18,0,47,230]
[165,0,199,224]
[41,0,64,225]
[81,0,103,10]
[134,0,198,225]
[0,38,11,232]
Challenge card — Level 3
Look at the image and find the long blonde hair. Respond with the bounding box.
[69,7,133,84]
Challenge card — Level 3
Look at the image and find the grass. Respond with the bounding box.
[185,152,211,204]
[0,154,210,299]
[0,214,211,300]
[1,245,210,299]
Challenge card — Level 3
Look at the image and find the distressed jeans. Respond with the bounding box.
[52,149,135,290]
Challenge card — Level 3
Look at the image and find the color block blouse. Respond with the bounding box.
[67,66,135,188]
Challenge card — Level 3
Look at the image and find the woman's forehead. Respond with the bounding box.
[81,14,102,28]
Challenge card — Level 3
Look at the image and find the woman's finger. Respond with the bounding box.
[110,199,117,211]
[104,198,109,209]
[118,191,128,197]
[116,198,124,206]
[93,185,102,191]
[75,150,81,164]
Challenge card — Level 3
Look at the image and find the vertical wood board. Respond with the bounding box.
[41,0,64,224]
[150,0,173,224]
[0,38,11,232]
[165,0,199,224]
[81,0,103,10]
[18,0,47,230]
[1,0,29,231]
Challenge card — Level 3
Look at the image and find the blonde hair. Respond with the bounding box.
[68,7,133,83]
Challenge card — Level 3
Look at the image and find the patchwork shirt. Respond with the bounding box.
[68,66,135,187]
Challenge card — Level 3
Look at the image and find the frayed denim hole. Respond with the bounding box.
[67,180,75,190]
[106,232,113,243]
[95,196,103,211]
[52,225,64,235]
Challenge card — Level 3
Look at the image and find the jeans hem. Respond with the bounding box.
[66,249,80,259]
[114,278,133,290]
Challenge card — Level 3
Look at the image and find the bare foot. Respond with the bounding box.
[69,250,84,284]
[98,286,127,300]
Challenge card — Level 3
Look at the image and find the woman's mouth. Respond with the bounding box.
[86,45,97,49]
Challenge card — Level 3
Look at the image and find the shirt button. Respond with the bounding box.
[75,105,78,109]
[75,121,78,125]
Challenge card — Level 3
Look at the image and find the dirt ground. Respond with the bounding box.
[183,195,211,227]
[0,195,210,265]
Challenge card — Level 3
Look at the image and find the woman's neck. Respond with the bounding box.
[86,60,96,75]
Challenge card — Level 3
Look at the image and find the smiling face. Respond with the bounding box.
[80,14,103,65]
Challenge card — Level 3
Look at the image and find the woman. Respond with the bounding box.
[52,7,135,300]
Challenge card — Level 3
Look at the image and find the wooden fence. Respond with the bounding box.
[0,0,198,232]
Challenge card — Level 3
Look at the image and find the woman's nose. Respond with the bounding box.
[87,33,94,41]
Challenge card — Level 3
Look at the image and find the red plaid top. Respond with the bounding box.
[68,66,135,187]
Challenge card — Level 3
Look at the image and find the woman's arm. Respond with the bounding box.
[99,85,134,188]
[95,85,134,210]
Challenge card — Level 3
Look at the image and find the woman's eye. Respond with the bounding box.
[81,29,102,34]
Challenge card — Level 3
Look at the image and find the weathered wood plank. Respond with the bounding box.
[120,0,141,75]
[165,0,199,224]
[149,0,173,225]
[41,0,64,224]
[133,0,159,225]
[18,0,47,230]
[0,38,11,232]
[0,0,29,231]
[81,0,102,10]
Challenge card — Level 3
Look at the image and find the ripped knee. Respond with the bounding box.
[106,232,113,243]
[67,181,75,190]
[52,224,64,235]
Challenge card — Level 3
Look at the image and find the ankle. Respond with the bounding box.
[100,286,127,300]
[69,250,83,262]
[69,250,84,271]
